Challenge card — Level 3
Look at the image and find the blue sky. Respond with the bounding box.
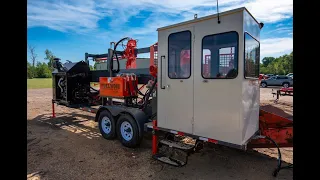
[27,0,292,65]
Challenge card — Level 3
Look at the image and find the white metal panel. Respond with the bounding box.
[157,26,194,134]
[96,62,108,70]
[241,80,260,144]
[193,11,244,145]
[157,7,245,32]
[241,9,261,144]
[157,31,167,130]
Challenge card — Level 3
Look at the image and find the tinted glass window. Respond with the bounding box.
[244,33,260,78]
[202,32,238,79]
[168,31,191,79]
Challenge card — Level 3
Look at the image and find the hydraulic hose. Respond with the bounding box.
[112,37,130,73]
[142,78,157,110]
[90,86,99,92]
[132,81,146,97]
[264,136,282,175]
[254,135,293,177]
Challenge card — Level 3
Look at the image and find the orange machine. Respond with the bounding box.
[99,74,138,98]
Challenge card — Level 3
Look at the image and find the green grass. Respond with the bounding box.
[27,78,99,89]
[27,78,52,89]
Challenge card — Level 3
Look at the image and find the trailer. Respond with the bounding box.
[272,87,294,102]
[51,7,292,177]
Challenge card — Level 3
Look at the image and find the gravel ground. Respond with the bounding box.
[27,87,293,180]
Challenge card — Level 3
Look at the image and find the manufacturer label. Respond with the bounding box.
[102,83,120,90]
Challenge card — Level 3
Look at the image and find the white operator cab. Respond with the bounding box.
[157,7,262,149]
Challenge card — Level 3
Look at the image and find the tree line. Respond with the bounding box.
[27,46,93,79]
[260,51,293,75]
[27,46,293,79]
[27,46,56,79]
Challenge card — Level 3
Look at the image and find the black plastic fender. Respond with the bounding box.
[95,105,149,140]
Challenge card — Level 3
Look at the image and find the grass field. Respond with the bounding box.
[27,78,99,89]
[27,78,52,89]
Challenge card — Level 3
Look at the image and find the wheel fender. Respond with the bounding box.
[95,107,112,122]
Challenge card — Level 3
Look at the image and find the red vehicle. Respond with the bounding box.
[259,74,264,80]
[259,74,267,81]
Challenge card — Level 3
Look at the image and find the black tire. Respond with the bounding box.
[282,82,289,88]
[116,114,141,148]
[261,82,267,88]
[98,111,116,140]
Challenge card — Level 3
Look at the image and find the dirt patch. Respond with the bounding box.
[27,88,293,180]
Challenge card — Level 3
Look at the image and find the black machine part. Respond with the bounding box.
[53,58,67,72]
[52,60,99,106]
[53,37,158,109]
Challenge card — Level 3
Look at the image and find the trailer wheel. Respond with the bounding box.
[116,114,140,148]
[282,82,289,88]
[98,111,116,140]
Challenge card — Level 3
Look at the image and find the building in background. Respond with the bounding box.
[95,58,150,70]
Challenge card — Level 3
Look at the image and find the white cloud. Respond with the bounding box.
[28,0,293,33]
[27,0,293,59]
[27,0,103,33]
[266,27,293,34]
[260,37,293,58]
[220,0,292,23]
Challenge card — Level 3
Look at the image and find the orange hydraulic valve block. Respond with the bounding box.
[99,74,138,98]
[99,77,128,98]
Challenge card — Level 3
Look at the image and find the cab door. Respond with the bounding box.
[157,26,194,134]
[193,30,242,142]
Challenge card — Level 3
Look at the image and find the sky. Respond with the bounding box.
[27,0,293,65]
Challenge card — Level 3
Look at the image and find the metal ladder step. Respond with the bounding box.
[152,153,187,167]
[159,139,194,151]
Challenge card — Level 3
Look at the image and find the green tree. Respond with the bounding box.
[27,60,36,79]
[262,57,275,67]
[28,45,37,67]
[260,51,293,75]
[44,49,56,70]
[260,64,268,74]
[89,65,94,70]
[93,61,100,70]
[36,62,52,78]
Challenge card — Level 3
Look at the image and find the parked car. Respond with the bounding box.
[260,75,293,88]
[286,73,293,77]
[265,74,275,79]
[286,73,293,79]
